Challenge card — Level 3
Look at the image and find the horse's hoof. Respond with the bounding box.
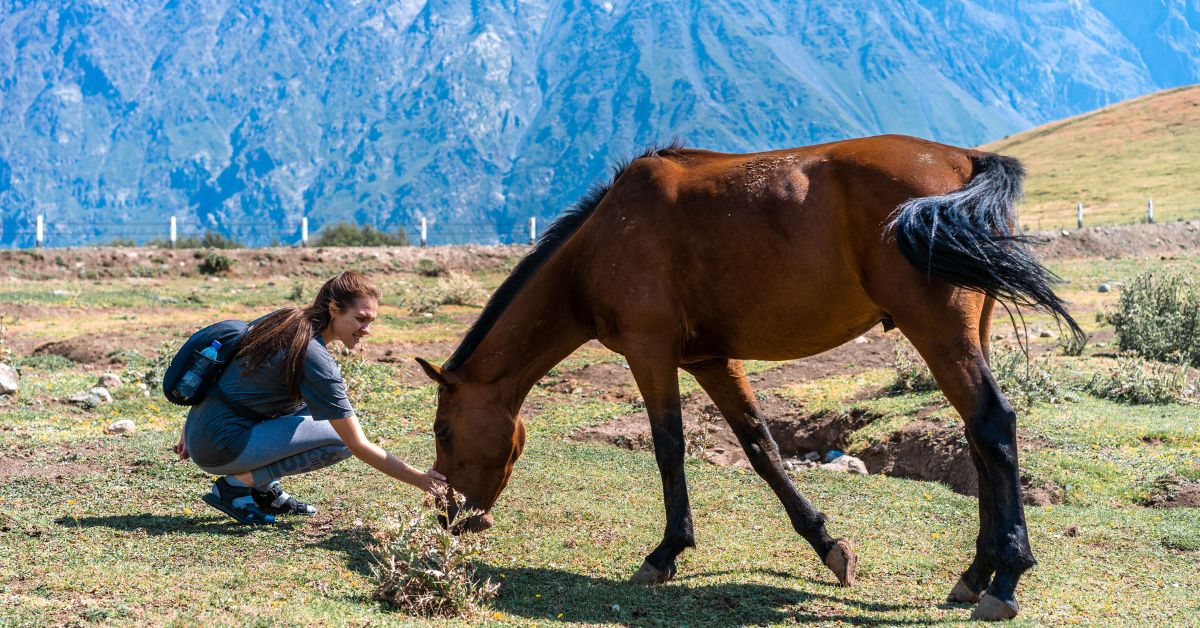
[970,593,1018,621]
[948,575,982,604]
[822,538,857,587]
[628,560,673,585]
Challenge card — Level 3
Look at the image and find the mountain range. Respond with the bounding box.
[1,0,1198,246]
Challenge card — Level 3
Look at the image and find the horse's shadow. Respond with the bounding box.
[309,526,933,627]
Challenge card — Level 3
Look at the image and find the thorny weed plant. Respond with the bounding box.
[888,344,939,394]
[1106,271,1200,366]
[369,499,500,618]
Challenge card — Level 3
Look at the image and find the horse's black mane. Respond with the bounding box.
[442,142,684,371]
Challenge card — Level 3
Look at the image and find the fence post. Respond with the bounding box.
[420,217,427,247]
[1076,203,1083,229]
[36,215,44,248]
[529,216,537,244]
[301,216,309,247]
[1147,198,1154,224]
[170,216,177,248]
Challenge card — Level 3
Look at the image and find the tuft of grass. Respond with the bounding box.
[416,259,447,277]
[197,251,235,275]
[369,504,499,618]
[1086,355,1194,405]
[887,345,938,394]
[435,272,482,307]
[990,344,1073,410]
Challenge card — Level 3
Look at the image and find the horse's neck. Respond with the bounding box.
[459,254,589,410]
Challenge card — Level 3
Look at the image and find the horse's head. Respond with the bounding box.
[416,357,526,533]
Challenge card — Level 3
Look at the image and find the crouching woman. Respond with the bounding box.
[175,271,445,524]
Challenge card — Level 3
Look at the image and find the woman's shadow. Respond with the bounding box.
[55,513,297,536]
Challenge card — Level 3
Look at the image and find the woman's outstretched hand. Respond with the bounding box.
[173,433,189,461]
[420,468,449,495]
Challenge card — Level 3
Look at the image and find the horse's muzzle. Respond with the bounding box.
[436,489,493,534]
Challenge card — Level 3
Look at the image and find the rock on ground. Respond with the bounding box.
[819,455,869,475]
[98,373,123,388]
[106,419,136,435]
[0,363,17,395]
[89,387,113,403]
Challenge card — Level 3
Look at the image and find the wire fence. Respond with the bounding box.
[4,216,545,249]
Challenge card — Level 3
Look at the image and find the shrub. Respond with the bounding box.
[369,504,499,618]
[107,238,138,247]
[197,251,234,275]
[1058,331,1088,357]
[416,259,447,278]
[315,222,409,247]
[435,272,482,306]
[1106,271,1200,366]
[149,231,244,249]
[990,344,1071,410]
[1086,355,1194,405]
[888,345,939,393]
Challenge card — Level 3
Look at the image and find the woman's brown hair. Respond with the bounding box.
[237,271,381,400]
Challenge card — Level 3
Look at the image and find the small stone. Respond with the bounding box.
[1061,229,1070,236]
[571,387,583,395]
[97,372,123,388]
[0,363,18,395]
[1039,330,1054,338]
[423,312,433,318]
[803,451,821,462]
[67,392,102,408]
[106,419,136,435]
[136,382,150,397]
[51,289,71,296]
[712,447,725,454]
[819,454,868,475]
[611,604,621,612]
[89,387,113,404]
[1098,283,1111,293]
[853,335,869,344]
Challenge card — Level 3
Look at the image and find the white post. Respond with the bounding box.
[1076,203,1083,229]
[301,216,309,247]
[170,215,177,248]
[420,217,428,247]
[1147,198,1154,224]
[529,216,537,244]
[36,214,44,248]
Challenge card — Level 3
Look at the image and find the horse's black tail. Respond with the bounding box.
[887,152,1085,346]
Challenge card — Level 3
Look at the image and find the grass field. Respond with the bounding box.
[983,85,1200,231]
[1,241,1198,625]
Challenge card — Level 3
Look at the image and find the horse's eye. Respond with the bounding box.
[434,423,450,440]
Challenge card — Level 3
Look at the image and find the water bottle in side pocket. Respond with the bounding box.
[175,340,222,400]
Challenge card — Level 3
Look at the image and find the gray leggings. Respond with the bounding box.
[197,415,353,487]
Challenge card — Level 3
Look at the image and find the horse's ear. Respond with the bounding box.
[415,357,455,386]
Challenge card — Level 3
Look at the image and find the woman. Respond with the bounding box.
[174,271,446,525]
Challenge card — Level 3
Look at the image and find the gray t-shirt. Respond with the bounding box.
[184,334,354,467]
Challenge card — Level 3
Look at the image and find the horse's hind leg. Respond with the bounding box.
[898,319,1033,621]
[683,358,855,586]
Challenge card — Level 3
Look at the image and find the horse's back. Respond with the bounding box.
[574,135,980,360]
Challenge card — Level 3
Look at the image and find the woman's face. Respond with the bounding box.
[328,296,378,349]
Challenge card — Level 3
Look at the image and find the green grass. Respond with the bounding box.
[2,256,1199,624]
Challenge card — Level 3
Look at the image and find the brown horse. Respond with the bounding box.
[416,134,1082,621]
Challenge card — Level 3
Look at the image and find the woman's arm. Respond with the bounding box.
[329,415,447,493]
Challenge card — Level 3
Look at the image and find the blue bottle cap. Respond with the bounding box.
[210,340,222,350]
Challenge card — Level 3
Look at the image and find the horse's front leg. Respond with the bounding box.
[683,358,856,586]
[625,349,694,584]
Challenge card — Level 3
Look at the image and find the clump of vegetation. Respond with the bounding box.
[1058,331,1088,357]
[289,282,307,302]
[888,345,939,393]
[1106,271,1200,366]
[16,353,76,371]
[1086,355,1194,405]
[197,251,235,275]
[315,222,409,247]
[435,272,482,306]
[369,504,499,618]
[106,238,138,247]
[416,259,447,277]
[990,344,1071,410]
[150,230,245,249]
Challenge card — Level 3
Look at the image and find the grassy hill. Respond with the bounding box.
[983,85,1200,231]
